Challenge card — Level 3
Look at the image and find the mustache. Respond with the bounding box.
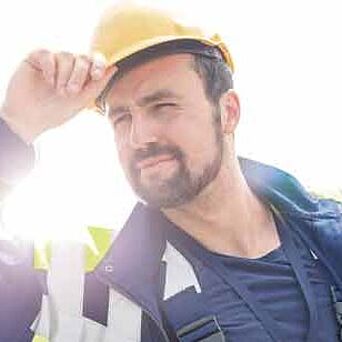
[132,143,183,165]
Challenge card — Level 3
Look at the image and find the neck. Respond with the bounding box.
[162,157,280,258]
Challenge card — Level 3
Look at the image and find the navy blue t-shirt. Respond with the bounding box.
[162,214,339,341]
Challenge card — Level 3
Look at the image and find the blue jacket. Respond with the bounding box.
[1,117,341,341]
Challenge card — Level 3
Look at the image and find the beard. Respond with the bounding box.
[128,106,224,209]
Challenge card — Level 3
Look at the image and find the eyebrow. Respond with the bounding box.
[107,105,130,119]
[136,89,181,107]
[108,89,181,119]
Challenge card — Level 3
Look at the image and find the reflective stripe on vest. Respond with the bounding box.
[34,226,113,272]
[104,289,142,341]
[32,231,200,340]
[31,227,142,341]
[162,242,201,300]
[32,292,142,341]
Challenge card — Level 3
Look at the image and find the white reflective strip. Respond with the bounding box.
[49,242,85,315]
[31,294,50,337]
[48,242,85,341]
[30,315,40,333]
[83,317,106,341]
[32,241,142,342]
[104,289,142,341]
[162,242,201,300]
[52,315,85,342]
[32,293,107,342]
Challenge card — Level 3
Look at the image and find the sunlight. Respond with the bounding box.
[0,0,341,242]
[1,112,136,242]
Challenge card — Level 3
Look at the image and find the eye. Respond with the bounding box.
[112,113,132,127]
[155,102,176,108]
[152,102,177,113]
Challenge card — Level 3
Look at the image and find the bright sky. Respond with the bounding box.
[0,0,341,239]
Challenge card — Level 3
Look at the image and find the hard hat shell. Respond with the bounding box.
[90,5,234,73]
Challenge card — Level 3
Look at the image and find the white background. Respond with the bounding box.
[0,0,341,239]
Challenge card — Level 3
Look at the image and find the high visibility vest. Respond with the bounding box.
[31,228,202,342]
[31,227,142,342]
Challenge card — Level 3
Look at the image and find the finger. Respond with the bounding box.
[55,52,75,94]
[40,52,56,86]
[90,53,107,81]
[66,55,91,94]
[82,64,118,105]
[26,49,56,86]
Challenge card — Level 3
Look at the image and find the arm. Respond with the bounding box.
[0,117,35,202]
[0,119,40,340]
[0,51,117,339]
[0,49,116,202]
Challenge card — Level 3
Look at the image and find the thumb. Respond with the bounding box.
[83,64,118,111]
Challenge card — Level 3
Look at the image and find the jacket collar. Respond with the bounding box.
[96,157,341,320]
[96,202,169,322]
[238,158,334,218]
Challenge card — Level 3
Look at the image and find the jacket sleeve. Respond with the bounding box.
[0,117,35,203]
[0,119,42,340]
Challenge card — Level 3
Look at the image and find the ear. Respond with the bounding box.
[219,90,240,134]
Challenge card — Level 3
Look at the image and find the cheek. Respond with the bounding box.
[115,139,133,173]
[113,124,131,149]
[177,125,219,170]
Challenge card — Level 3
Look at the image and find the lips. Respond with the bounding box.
[136,154,175,170]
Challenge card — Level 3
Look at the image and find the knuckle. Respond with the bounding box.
[26,49,52,66]
[78,54,91,63]
[90,58,106,80]
[43,53,55,68]
[25,49,56,77]
[76,55,91,70]
[56,51,75,67]
[58,51,73,59]
[68,73,85,87]
[71,60,90,82]
[66,59,91,92]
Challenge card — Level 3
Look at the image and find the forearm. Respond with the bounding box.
[0,117,35,201]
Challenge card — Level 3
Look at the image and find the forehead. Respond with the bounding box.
[105,54,203,103]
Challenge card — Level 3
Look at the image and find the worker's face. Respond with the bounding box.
[105,54,224,208]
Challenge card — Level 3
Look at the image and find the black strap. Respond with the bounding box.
[275,211,319,341]
[167,209,319,342]
[330,286,342,341]
[168,237,283,341]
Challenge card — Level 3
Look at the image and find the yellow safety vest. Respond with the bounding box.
[31,226,142,342]
[31,228,202,341]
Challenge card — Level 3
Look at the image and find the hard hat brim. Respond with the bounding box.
[90,36,234,113]
[102,35,233,71]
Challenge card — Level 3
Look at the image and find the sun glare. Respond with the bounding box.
[1,112,136,243]
[0,0,341,243]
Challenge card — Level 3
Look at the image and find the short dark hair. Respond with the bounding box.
[190,54,233,105]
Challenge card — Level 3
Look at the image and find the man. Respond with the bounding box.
[1,4,342,342]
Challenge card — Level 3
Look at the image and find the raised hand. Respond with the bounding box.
[0,49,117,143]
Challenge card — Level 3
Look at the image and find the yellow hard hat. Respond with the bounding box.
[91,5,234,71]
[90,4,234,111]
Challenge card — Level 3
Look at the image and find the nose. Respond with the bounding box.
[129,112,158,149]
